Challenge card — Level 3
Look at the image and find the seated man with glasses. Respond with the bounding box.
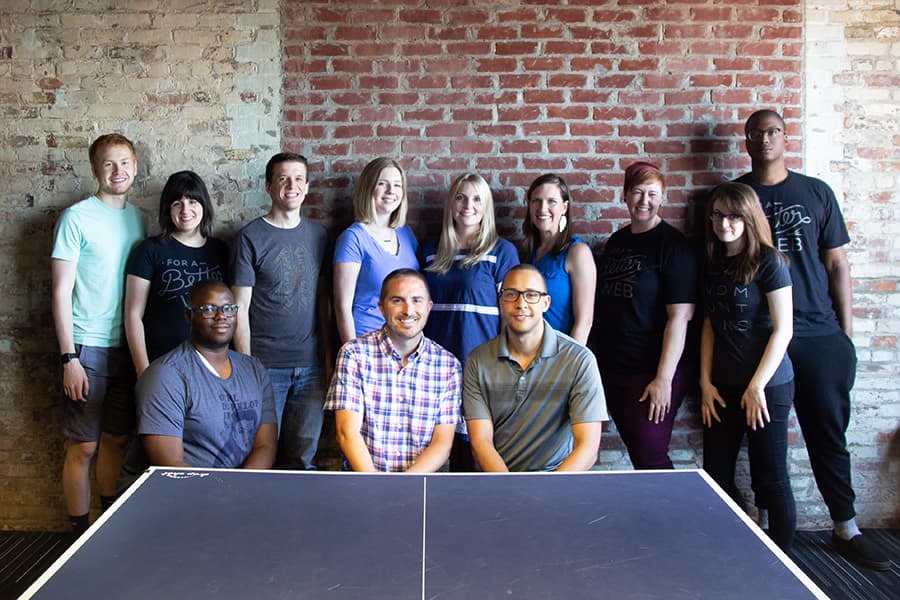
[464,264,607,472]
[135,279,277,470]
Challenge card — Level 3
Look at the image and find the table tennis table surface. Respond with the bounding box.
[23,468,826,599]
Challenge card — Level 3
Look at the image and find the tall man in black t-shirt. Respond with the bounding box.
[735,109,888,571]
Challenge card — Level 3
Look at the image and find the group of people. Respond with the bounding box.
[50,108,888,570]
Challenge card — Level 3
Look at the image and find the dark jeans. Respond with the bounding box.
[268,367,326,470]
[703,381,796,550]
[788,332,857,522]
[601,365,692,469]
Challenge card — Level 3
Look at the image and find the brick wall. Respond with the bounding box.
[0,0,896,531]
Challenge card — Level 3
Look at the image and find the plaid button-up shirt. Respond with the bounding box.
[325,328,461,472]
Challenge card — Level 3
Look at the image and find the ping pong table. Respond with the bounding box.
[23,468,827,599]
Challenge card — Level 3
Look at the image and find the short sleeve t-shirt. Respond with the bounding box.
[127,236,229,361]
[137,341,277,468]
[592,220,698,373]
[51,195,146,347]
[703,248,794,389]
[333,223,419,337]
[229,217,328,368]
[735,171,850,337]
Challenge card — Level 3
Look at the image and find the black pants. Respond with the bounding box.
[789,332,857,522]
[704,381,796,550]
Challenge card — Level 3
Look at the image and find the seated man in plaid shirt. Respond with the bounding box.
[325,268,461,472]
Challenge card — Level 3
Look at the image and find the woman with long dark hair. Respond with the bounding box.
[700,182,796,550]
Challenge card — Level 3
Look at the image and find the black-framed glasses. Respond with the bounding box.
[746,127,782,142]
[499,288,548,304]
[709,210,744,223]
[191,303,239,318]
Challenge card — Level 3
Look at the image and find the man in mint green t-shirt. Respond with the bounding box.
[51,133,145,536]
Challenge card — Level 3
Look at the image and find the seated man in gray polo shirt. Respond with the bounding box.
[464,264,607,472]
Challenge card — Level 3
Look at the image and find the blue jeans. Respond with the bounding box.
[267,366,325,470]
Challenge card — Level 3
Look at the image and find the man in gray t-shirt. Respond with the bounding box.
[230,153,331,470]
[137,280,277,469]
[465,265,607,472]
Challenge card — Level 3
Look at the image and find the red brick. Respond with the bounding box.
[619,124,661,137]
[593,107,638,121]
[620,92,663,105]
[523,122,567,136]
[523,157,568,171]
[665,90,707,105]
[499,74,542,88]
[546,7,588,23]
[333,26,375,41]
[644,140,686,154]
[451,140,494,154]
[589,42,628,55]
[284,125,325,140]
[445,42,492,56]
[644,74,683,88]
[310,43,349,57]
[548,106,590,119]
[548,140,590,154]
[735,8,781,22]
[425,123,467,137]
[664,24,709,39]
[403,108,446,121]
[496,41,538,55]
[523,57,566,71]
[692,6,733,20]
[714,58,754,71]
[619,58,660,71]
[637,41,684,56]
[450,76,493,89]
[570,123,615,136]
[305,108,351,121]
[402,139,446,154]
[476,27,519,41]
[352,139,399,156]
[452,107,493,121]
[407,75,449,89]
[314,143,351,156]
[624,25,659,38]
[311,7,349,22]
[424,157,471,171]
[377,92,418,105]
[521,24,566,38]
[571,27,614,41]
[399,8,442,23]
[548,74,587,88]
[500,140,541,153]
[330,92,371,106]
[431,28,467,42]
[692,41,733,55]
[596,140,640,155]
[354,42,399,57]
[690,139,730,154]
[475,58,517,72]
[759,60,800,74]
[642,107,689,121]
[523,89,566,104]
[475,91,517,104]
[401,43,443,56]
[570,89,612,104]
[498,107,541,122]
[667,57,711,71]
[334,125,374,138]
[377,125,419,137]
[497,9,541,23]
[446,9,490,25]
[571,57,615,71]
[736,42,778,56]
[544,41,588,55]
[474,124,517,137]
[476,156,519,170]
[331,58,374,74]
[595,74,637,88]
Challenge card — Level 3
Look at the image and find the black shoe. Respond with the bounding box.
[831,532,891,571]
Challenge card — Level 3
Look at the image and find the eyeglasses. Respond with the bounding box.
[499,288,548,304]
[191,304,239,318]
[746,127,782,142]
[709,210,744,223]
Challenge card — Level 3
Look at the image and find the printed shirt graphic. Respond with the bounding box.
[703,249,793,389]
[137,341,277,468]
[736,171,849,336]
[229,217,328,368]
[592,221,698,373]
[127,236,229,361]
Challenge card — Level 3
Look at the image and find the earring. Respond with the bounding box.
[558,214,567,233]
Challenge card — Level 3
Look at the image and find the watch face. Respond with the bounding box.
[61,352,78,364]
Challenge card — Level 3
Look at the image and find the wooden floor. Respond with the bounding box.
[1,529,898,599]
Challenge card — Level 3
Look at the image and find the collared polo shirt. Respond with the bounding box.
[463,321,607,471]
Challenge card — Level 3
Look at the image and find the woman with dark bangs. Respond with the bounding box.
[124,170,228,376]
[591,161,698,470]
[701,181,796,550]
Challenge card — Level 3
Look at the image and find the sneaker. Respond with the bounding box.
[831,532,891,571]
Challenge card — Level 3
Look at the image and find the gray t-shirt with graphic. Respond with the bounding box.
[137,341,277,468]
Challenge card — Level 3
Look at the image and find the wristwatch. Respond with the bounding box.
[60,352,79,365]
